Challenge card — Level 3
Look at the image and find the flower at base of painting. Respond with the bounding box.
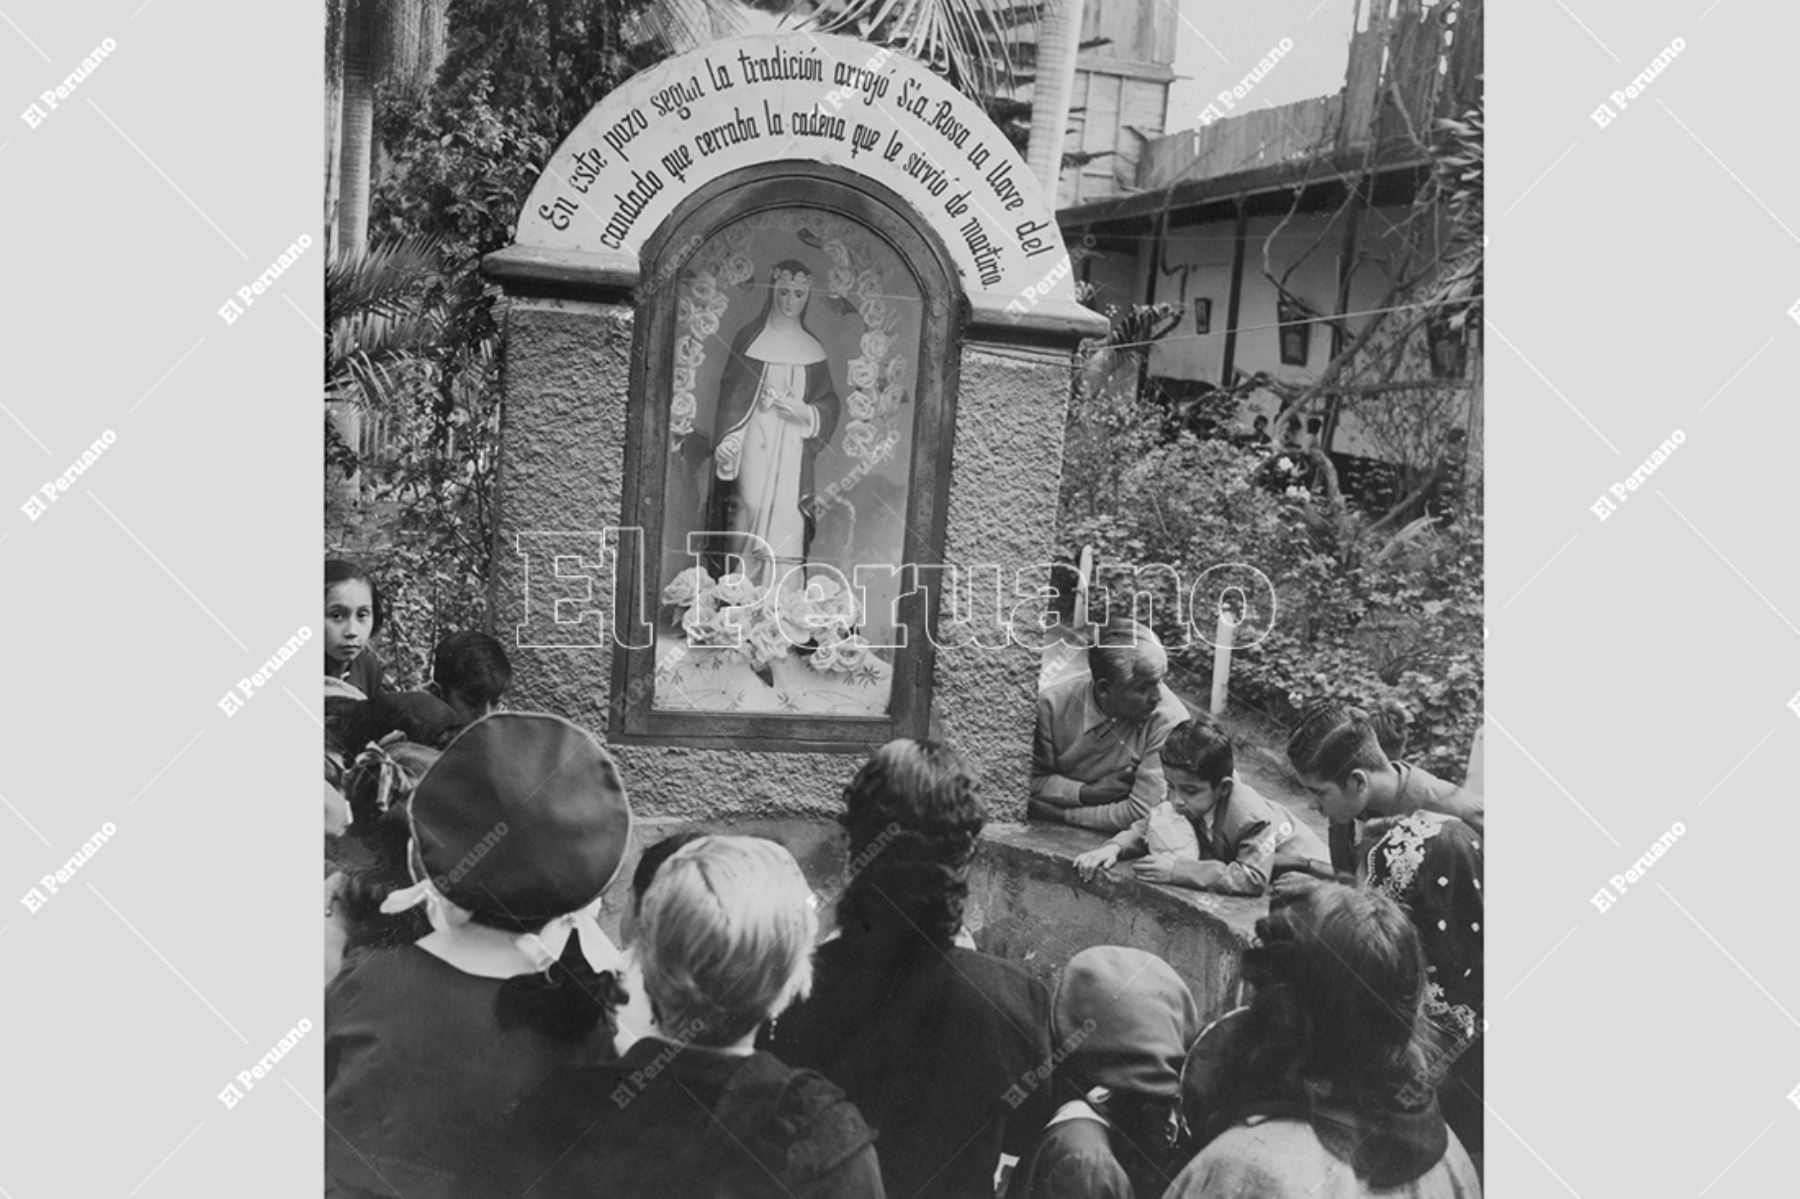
[877,385,905,417]
[713,572,764,608]
[662,566,709,607]
[676,336,705,368]
[860,330,890,362]
[673,366,697,396]
[682,595,730,646]
[743,613,793,671]
[846,391,875,421]
[812,633,873,675]
[886,356,907,386]
[848,358,878,390]
[804,577,859,631]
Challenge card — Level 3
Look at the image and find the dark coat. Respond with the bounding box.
[764,928,1055,1199]
[466,1038,883,1199]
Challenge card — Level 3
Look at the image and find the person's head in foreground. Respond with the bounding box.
[1035,946,1202,1195]
[1171,881,1477,1196]
[834,738,985,949]
[1087,617,1169,724]
[635,835,818,1049]
[431,630,513,724]
[1284,700,1410,824]
[621,829,707,948]
[403,711,633,1038]
[1160,715,1236,823]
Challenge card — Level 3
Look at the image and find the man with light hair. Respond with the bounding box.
[474,836,885,1197]
[1031,617,1190,832]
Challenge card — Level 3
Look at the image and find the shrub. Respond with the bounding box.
[1056,410,1483,783]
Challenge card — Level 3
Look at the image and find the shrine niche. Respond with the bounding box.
[620,172,955,747]
[483,32,1105,809]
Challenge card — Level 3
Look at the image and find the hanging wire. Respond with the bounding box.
[1050,294,1484,357]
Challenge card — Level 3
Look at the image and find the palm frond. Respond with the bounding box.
[811,0,1027,98]
[325,234,442,328]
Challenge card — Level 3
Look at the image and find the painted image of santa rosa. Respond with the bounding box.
[704,259,842,593]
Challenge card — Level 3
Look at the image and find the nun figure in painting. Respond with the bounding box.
[706,259,842,593]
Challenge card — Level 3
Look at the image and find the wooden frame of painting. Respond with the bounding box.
[609,163,960,752]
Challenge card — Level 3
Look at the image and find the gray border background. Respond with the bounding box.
[1,1,1795,1195]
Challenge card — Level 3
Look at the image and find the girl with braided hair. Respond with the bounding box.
[765,739,1056,1199]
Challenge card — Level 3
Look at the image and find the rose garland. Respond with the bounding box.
[660,567,875,676]
[669,210,910,484]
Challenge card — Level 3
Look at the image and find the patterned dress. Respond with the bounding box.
[1361,811,1483,1161]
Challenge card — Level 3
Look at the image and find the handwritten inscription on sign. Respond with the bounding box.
[516,35,1074,302]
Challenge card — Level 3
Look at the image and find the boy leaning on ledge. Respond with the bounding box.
[1074,717,1332,898]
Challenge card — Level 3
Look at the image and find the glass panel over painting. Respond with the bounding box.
[653,207,921,717]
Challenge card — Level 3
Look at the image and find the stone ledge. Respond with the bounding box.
[976,822,1267,943]
[968,823,1260,1024]
[605,816,1259,1026]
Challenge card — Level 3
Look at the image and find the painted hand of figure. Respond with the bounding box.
[1074,844,1121,882]
[772,390,811,424]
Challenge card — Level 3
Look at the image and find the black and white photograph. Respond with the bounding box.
[5,0,1799,1196]
[319,2,1485,1195]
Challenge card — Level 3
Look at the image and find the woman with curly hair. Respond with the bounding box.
[764,739,1055,1199]
[1170,882,1481,1198]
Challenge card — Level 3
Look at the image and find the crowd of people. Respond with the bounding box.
[323,560,1485,1198]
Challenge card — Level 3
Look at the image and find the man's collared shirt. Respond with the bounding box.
[1032,673,1189,831]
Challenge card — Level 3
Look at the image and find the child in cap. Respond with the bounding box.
[325,713,633,1199]
[1075,718,1330,896]
[470,835,883,1199]
[1008,946,1202,1199]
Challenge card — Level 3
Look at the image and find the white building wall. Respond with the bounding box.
[1107,203,1473,462]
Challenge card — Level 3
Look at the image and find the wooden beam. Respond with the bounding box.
[1323,176,1367,450]
[1219,198,1249,386]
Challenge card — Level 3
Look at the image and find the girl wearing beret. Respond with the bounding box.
[324,714,633,1199]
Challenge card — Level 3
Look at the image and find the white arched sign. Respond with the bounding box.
[503,33,1093,326]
